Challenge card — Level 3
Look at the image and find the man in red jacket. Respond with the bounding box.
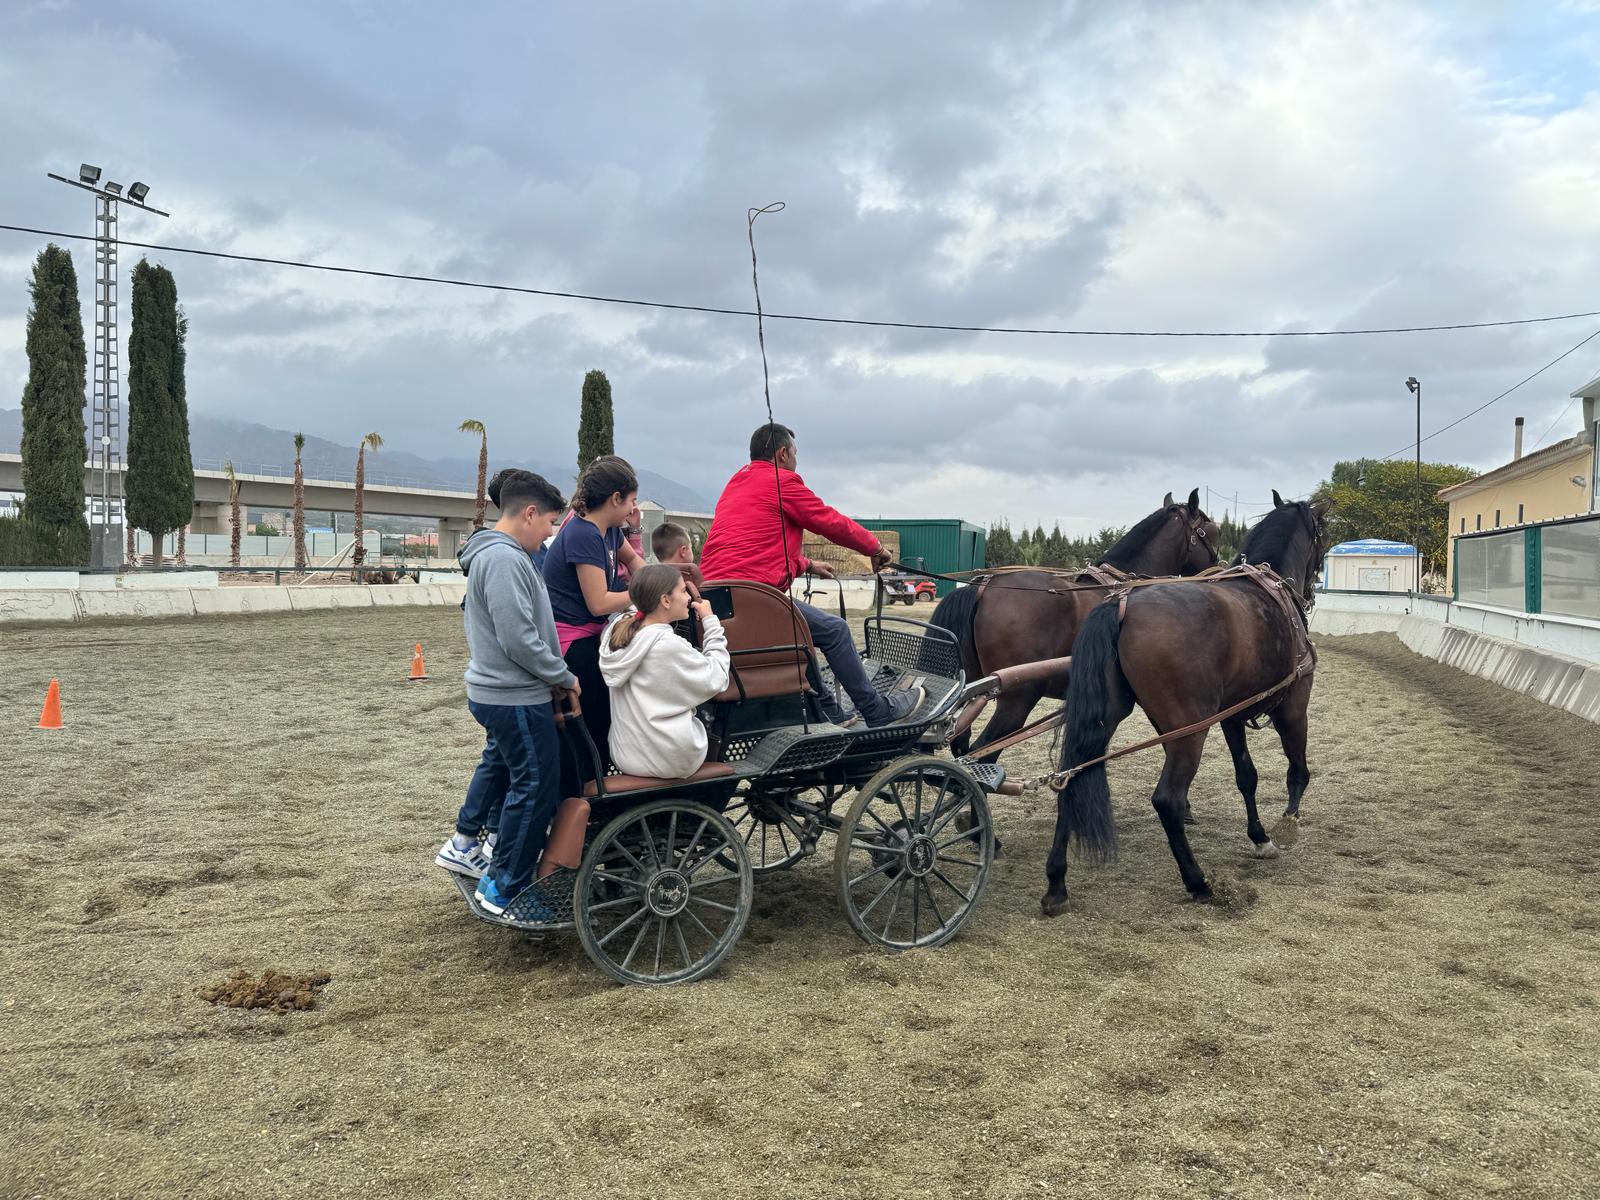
[701,423,922,728]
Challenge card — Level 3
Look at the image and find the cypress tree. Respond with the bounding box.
[577,369,614,473]
[18,245,89,538]
[124,260,193,567]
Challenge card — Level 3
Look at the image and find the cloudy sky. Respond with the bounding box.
[3,0,1600,531]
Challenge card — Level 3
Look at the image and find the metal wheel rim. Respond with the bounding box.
[834,755,993,951]
[576,801,752,986]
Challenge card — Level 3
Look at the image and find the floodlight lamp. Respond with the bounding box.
[103,181,123,196]
[127,181,149,203]
[79,163,101,184]
[1405,377,1420,394]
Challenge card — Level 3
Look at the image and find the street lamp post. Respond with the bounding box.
[1406,376,1421,594]
[46,165,169,570]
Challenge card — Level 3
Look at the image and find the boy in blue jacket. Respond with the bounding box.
[435,469,577,919]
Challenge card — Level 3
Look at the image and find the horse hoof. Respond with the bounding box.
[1190,886,1214,904]
[1253,840,1280,860]
[1040,894,1069,918]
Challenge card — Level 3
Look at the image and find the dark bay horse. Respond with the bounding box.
[931,490,1220,762]
[1042,493,1333,915]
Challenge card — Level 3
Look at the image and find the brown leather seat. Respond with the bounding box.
[584,760,736,797]
[699,579,814,703]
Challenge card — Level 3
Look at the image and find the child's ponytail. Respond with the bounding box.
[607,563,685,650]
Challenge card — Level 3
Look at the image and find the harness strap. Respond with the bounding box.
[1045,667,1303,791]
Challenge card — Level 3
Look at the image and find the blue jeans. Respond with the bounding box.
[456,700,562,897]
[796,601,891,724]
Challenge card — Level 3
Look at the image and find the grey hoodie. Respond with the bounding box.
[460,530,577,706]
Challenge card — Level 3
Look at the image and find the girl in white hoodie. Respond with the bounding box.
[599,564,731,779]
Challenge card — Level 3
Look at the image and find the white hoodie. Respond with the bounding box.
[599,613,731,779]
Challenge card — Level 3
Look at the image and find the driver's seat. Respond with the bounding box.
[699,579,815,704]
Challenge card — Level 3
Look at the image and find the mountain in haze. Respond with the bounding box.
[0,408,714,512]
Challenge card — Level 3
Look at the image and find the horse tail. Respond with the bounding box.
[929,583,982,754]
[1058,600,1125,863]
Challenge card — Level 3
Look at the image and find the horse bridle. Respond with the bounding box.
[1175,505,1220,567]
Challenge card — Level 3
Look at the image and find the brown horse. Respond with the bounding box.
[931,490,1221,762]
[1041,493,1332,915]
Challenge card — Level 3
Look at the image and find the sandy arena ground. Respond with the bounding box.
[2,607,1597,1199]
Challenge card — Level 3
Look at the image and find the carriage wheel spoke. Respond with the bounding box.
[863,805,899,838]
[674,919,694,971]
[776,823,793,859]
[680,817,711,867]
[586,894,644,913]
[690,895,738,914]
[653,916,666,977]
[913,775,925,825]
[931,867,973,903]
[849,836,900,855]
[618,915,654,968]
[612,841,651,877]
[920,777,952,833]
[880,876,911,942]
[689,871,741,888]
[935,853,981,869]
[596,903,651,947]
[683,905,718,941]
[911,876,920,943]
[920,878,948,931]
[635,817,663,870]
[888,781,913,830]
[855,871,902,921]
[927,794,967,839]
[847,857,897,889]
[936,825,982,851]
[592,869,646,892]
[683,838,735,877]
[666,810,679,866]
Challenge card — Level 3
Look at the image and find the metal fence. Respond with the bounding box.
[134,530,380,559]
[1454,512,1599,621]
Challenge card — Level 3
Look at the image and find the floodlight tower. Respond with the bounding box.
[46,165,169,568]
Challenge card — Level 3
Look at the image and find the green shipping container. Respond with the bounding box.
[854,518,987,596]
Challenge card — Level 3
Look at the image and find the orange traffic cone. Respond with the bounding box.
[407,644,428,682]
[37,679,62,729]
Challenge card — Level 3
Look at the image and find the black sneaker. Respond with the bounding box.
[868,686,925,728]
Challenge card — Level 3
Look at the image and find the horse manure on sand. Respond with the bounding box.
[199,968,332,1012]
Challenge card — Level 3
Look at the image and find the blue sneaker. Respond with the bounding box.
[475,873,514,915]
[475,874,557,923]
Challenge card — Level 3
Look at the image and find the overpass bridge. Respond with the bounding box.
[0,453,490,558]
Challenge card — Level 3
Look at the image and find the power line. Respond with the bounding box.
[1377,326,1600,461]
[1529,396,1580,452]
[4,219,1600,340]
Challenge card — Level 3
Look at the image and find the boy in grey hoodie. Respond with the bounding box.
[434,469,578,919]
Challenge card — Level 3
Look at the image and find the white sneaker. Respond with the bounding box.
[480,835,497,865]
[435,837,489,879]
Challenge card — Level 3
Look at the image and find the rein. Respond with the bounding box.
[1019,562,1319,793]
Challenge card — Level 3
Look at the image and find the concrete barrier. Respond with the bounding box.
[1398,615,1600,724]
[190,588,295,617]
[0,589,80,622]
[0,571,82,590]
[76,589,197,621]
[0,582,470,625]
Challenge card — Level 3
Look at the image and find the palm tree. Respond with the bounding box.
[351,432,382,566]
[176,523,187,567]
[459,419,489,528]
[225,460,241,567]
[292,432,308,571]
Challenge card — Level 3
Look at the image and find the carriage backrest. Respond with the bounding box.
[700,579,814,703]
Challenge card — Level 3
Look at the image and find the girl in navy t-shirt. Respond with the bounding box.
[542,456,643,790]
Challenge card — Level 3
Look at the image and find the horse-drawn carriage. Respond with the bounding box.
[444,578,1044,986]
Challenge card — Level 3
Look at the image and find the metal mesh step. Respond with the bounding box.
[963,762,1008,794]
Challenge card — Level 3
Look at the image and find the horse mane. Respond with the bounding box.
[1238,502,1310,572]
[1099,506,1176,569]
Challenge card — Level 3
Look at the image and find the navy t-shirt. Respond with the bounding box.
[542,517,624,625]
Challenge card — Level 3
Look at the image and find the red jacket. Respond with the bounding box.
[700,463,881,588]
